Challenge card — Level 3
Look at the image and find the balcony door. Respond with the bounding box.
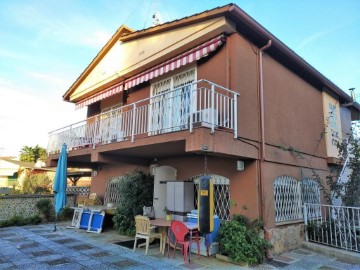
[149,68,196,134]
[99,104,123,143]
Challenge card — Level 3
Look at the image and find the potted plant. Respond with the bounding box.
[164,207,172,221]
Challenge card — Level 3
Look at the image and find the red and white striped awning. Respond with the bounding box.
[124,34,227,90]
[75,83,123,109]
[75,34,226,109]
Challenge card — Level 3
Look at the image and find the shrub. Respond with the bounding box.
[219,214,272,266]
[22,173,52,194]
[58,207,73,221]
[113,170,154,236]
[35,198,54,221]
[0,214,41,227]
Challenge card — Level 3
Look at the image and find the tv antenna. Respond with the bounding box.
[152,0,161,26]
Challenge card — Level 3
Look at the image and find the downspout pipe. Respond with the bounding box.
[258,39,271,219]
[258,39,272,258]
[259,40,272,162]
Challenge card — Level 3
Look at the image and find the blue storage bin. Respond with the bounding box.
[188,215,220,255]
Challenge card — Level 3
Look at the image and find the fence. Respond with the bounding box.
[0,194,76,221]
[66,186,90,195]
[304,203,360,252]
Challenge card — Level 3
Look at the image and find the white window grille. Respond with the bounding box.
[274,176,303,223]
[150,68,196,133]
[191,174,230,221]
[104,176,122,205]
[301,177,320,204]
[274,176,322,224]
[301,177,321,219]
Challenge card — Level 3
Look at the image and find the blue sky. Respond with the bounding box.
[0,0,359,156]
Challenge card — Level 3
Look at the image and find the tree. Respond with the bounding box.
[21,173,52,194]
[327,135,360,206]
[19,145,47,163]
[113,170,154,235]
[279,122,360,206]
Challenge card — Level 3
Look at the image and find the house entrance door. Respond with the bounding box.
[153,166,177,219]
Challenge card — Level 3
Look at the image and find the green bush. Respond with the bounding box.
[58,207,73,221]
[0,214,42,227]
[113,170,154,236]
[219,214,272,266]
[35,198,54,221]
[22,173,52,194]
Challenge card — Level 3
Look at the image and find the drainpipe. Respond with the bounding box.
[259,40,272,163]
[258,39,272,258]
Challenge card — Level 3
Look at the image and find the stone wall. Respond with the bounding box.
[267,223,305,254]
[0,194,76,220]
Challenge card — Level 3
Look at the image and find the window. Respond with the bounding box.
[274,176,321,224]
[149,68,196,133]
[192,174,230,221]
[301,177,321,219]
[99,104,123,143]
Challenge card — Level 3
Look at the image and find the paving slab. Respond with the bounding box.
[0,223,359,269]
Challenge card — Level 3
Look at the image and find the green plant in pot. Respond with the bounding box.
[218,214,272,266]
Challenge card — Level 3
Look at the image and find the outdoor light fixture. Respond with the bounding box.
[236,160,244,171]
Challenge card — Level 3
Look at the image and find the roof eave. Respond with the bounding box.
[228,5,359,112]
[63,25,135,101]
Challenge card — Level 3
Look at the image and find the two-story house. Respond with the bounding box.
[47,3,360,253]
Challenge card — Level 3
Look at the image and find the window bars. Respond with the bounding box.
[192,174,230,221]
[274,176,321,224]
[104,176,123,205]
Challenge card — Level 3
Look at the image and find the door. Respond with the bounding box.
[149,68,196,134]
[153,166,177,218]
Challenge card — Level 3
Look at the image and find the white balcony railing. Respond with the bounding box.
[47,80,239,154]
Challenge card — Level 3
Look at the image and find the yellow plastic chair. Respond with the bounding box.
[133,215,162,255]
[78,193,102,207]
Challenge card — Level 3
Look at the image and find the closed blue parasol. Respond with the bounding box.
[53,143,67,231]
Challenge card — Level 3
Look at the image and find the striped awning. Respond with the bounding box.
[124,34,227,90]
[75,34,226,109]
[75,83,123,110]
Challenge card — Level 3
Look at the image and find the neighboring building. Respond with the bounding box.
[0,157,53,190]
[47,4,360,253]
[0,157,24,188]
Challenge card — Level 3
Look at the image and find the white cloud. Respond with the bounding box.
[0,82,86,156]
[9,3,112,50]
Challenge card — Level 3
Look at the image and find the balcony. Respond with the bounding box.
[47,80,239,154]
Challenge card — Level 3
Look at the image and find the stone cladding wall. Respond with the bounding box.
[0,194,75,220]
[267,223,304,254]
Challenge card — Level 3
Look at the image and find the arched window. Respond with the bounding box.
[274,176,302,223]
[274,176,321,224]
[191,174,230,221]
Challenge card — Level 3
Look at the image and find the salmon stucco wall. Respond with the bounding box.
[158,155,260,220]
[91,163,149,201]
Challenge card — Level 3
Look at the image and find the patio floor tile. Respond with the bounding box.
[111,259,139,269]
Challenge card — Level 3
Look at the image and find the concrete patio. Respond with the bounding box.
[0,222,359,269]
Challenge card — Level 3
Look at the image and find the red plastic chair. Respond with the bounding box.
[167,220,200,263]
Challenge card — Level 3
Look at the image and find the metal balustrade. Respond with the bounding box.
[47,80,239,154]
[304,203,360,253]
